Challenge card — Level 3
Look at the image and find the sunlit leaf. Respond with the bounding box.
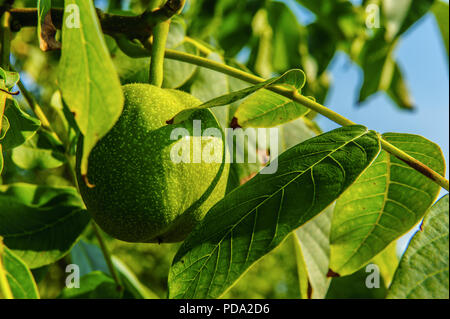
[169,69,306,125]
[388,195,449,299]
[330,133,445,276]
[0,242,39,299]
[168,125,380,298]
[58,0,124,177]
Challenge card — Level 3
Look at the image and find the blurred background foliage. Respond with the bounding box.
[1,0,448,298]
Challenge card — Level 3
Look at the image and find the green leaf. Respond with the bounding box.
[223,232,303,298]
[0,68,20,90]
[371,240,399,287]
[190,52,229,130]
[37,0,52,48]
[168,125,380,299]
[59,271,122,299]
[1,244,39,299]
[163,42,198,89]
[70,240,158,299]
[234,88,309,128]
[330,133,445,276]
[1,99,41,150]
[357,31,414,110]
[58,0,124,177]
[191,52,229,103]
[325,265,388,299]
[295,207,333,299]
[0,115,9,140]
[163,18,198,89]
[383,0,434,42]
[169,69,306,125]
[0,183,91,268]
[388,195,449,299]
[11,129,66,170]
[431,1,449,57]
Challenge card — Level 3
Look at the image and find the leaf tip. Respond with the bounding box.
[82,174,96,189]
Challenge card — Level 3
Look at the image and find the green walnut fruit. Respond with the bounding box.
[76,83,229,243]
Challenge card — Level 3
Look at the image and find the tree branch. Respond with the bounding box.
[6,0,185,37]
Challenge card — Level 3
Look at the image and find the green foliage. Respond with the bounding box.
[168,126,380,298]
[0,183,90,268]
[0,242,39,299]
[330,133,445,276]
[0,0,448,300]
[58,0,124,177]
[388,195,449,299]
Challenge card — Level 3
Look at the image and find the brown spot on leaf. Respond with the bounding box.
[166,118,174,125]
[230,117,241,130]
[327,269,340,278]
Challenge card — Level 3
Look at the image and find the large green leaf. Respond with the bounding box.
[432,1,449,57]
[168,125,380,298]
[223,233,303,298]
[330,133,445,276]
[388,195,449,299]
[1,243,39,299]
[0,183,91,268]
[1,99,41,150]
[58,0,124,177]
[169,69,306,125]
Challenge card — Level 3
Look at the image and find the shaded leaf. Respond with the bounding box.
[59,271,122,299]
[70,240,158,299]
[388,195,449,299]
[0,183,91,268]
[296,207,333,299]
[163,42,198,89]
[326,265,388,299]
[330,133,445,276]
[58,0,124,177]
[168,125,380,298]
